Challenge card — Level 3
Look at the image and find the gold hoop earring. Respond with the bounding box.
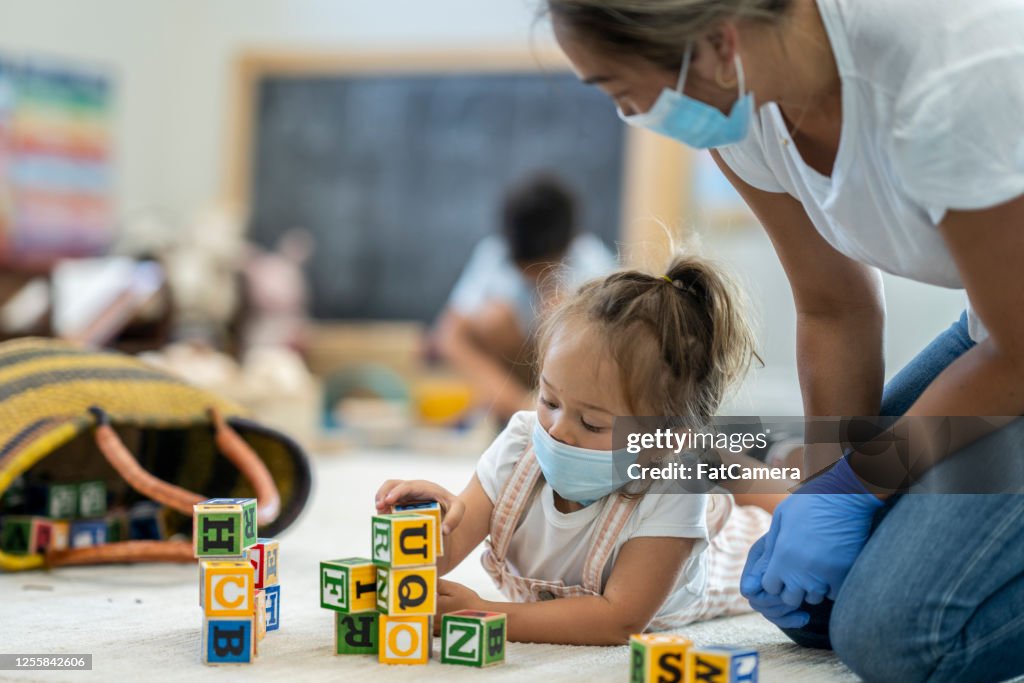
[715,63,738,90]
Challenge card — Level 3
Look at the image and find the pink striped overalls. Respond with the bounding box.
[480,445,772,630]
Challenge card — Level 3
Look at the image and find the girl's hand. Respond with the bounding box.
[374,479,465,534]
[436,579,483,624]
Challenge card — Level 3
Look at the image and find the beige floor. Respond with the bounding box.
[0,450,860,683]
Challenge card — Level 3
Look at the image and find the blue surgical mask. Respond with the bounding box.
[531,420,622,506]
[618,43,754,149]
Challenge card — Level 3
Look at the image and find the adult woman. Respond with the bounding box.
[545,0,1024,681]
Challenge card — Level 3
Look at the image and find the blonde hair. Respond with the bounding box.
[537,255,759,424]
[545,0,793,70]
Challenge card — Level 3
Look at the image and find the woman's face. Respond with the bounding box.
[553,18,745,117]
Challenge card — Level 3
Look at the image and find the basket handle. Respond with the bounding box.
[45,406,282,568]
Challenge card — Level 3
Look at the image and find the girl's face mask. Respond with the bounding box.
[618,43,754,149]
[532,420,623,506]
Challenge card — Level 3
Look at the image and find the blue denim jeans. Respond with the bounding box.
[781,312,1024,682]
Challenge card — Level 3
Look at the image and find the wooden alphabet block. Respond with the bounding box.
[45,483,78,519]
[264,584,280,631]
[335,611,379,654]
[321,557,377,613]
[371,512,436,568]
[392,501,444,557]
[202,617,254,664]
[686,646,759,683]
[440,609,506,667]
[247,538,280,589]
[378,615,431,665]
[253,589,267,645]
[49,520,70,551]
[192,498,257,557]
[202,560,255,618]
[0,516,45,555]
[69,519,108,548]
[375,565,436,616]
[128,501,166,541]
[77,480,107,518]
[630,633,692,683]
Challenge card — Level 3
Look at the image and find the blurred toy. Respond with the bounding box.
[241,228,313,352]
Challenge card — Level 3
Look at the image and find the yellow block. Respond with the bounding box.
[376,565,436,617]
[630,633,692,683]
[203,561,255,618]
[378,615,430,665]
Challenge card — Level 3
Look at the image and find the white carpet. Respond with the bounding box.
[0,451,859,682]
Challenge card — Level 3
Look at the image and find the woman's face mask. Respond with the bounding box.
[618,43,754,149]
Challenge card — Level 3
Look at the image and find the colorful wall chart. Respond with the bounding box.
[0,55,114,266]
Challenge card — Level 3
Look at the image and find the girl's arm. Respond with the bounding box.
[376,474,493,576]
[440,535,695,645]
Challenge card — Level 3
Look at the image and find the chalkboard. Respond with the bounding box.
[248,70,626,322]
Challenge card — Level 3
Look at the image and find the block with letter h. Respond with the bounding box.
[440,610,506,668]
[193,498,257,558]
[686,646,759,683]
[630,633,692,683]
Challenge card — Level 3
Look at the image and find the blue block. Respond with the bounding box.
[203,619,253,664]
[264,584,280,631]
[69,519,107,548]
[128,502,164,540]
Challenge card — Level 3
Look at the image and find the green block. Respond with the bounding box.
[370,515,393,567]
[77,481,107,518]
[440,610,506,667]
[1,516,32,555]
[321,557,377,613]
[192,499,257,557]
[375,567,388,613]
[334,612,379,655]
[47,484,78,519]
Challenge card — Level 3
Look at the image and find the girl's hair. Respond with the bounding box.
[544,0,794,71]
[537,255,759,424]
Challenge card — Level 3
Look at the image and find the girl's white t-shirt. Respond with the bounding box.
[717,0,1024,341]
[475,410,717,618]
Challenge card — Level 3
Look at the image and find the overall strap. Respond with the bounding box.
[486,443,542,562]
[580,493,643,593]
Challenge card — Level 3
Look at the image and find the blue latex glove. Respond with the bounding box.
[756,457,884,607]
[741,535,810,628]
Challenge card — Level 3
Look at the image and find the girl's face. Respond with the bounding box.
[536,324,632,451]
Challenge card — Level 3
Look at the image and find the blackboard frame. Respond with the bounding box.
[222,48,693,319]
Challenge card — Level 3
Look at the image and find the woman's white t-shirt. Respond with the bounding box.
[717,0,1024,341]
[475,410,719,618]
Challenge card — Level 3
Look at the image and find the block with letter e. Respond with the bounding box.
[193,498,257,558]
[321,557,377,613]
[202,617,254,664]
[335,611,379,654]
[376,565,436,616]
[202,560,255,618]
[264,584,281,631]
[247,538,280,589]
[371,512,436,568]
[440,609,506,667]
[630,633,692,683]
[686,646,759,683]
[378,614,431,665]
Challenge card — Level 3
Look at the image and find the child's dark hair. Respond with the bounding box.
[537,254,759,424]
[501,173,578,266]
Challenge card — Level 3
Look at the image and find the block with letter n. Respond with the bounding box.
[440,609,507,667]
[321,557,377,613]
[686,645,759,683]
[629,633,691,683]
[335,611,379,655]
[371,512,436,568]
[193,498,257,558]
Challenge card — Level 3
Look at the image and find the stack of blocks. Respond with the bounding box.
[630,634,758,683]
[194,498,281,665]
[320,501,506,667]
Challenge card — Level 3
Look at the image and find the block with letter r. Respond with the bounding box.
[629,633,691,683]
[192,498,257,558]
[686,646,759,683]
[371,512,436,568]
[202,617,254,664]
[321,557,377,613]
[440,609,506,667]
[335,611,379,654]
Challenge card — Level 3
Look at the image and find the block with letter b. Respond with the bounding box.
[378,615,431,665]
[202,617,254,664]
[202,560,255,618]
[371,512,436,568]
[247,538,280,589]
[686,646,759,683]
[392,501,444,557]
[630,633,692,683]
[440,610,507,667]
[335,611,379,655]
[376,565,436,616]
[193,498,257,558]
[321,557,377,613]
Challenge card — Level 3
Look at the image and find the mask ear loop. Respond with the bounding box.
[676,42,695,94]
[734,53,747,97]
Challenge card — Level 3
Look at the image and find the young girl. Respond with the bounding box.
[376,255,776,645]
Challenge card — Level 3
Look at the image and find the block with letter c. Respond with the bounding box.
[203,560,255,618]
